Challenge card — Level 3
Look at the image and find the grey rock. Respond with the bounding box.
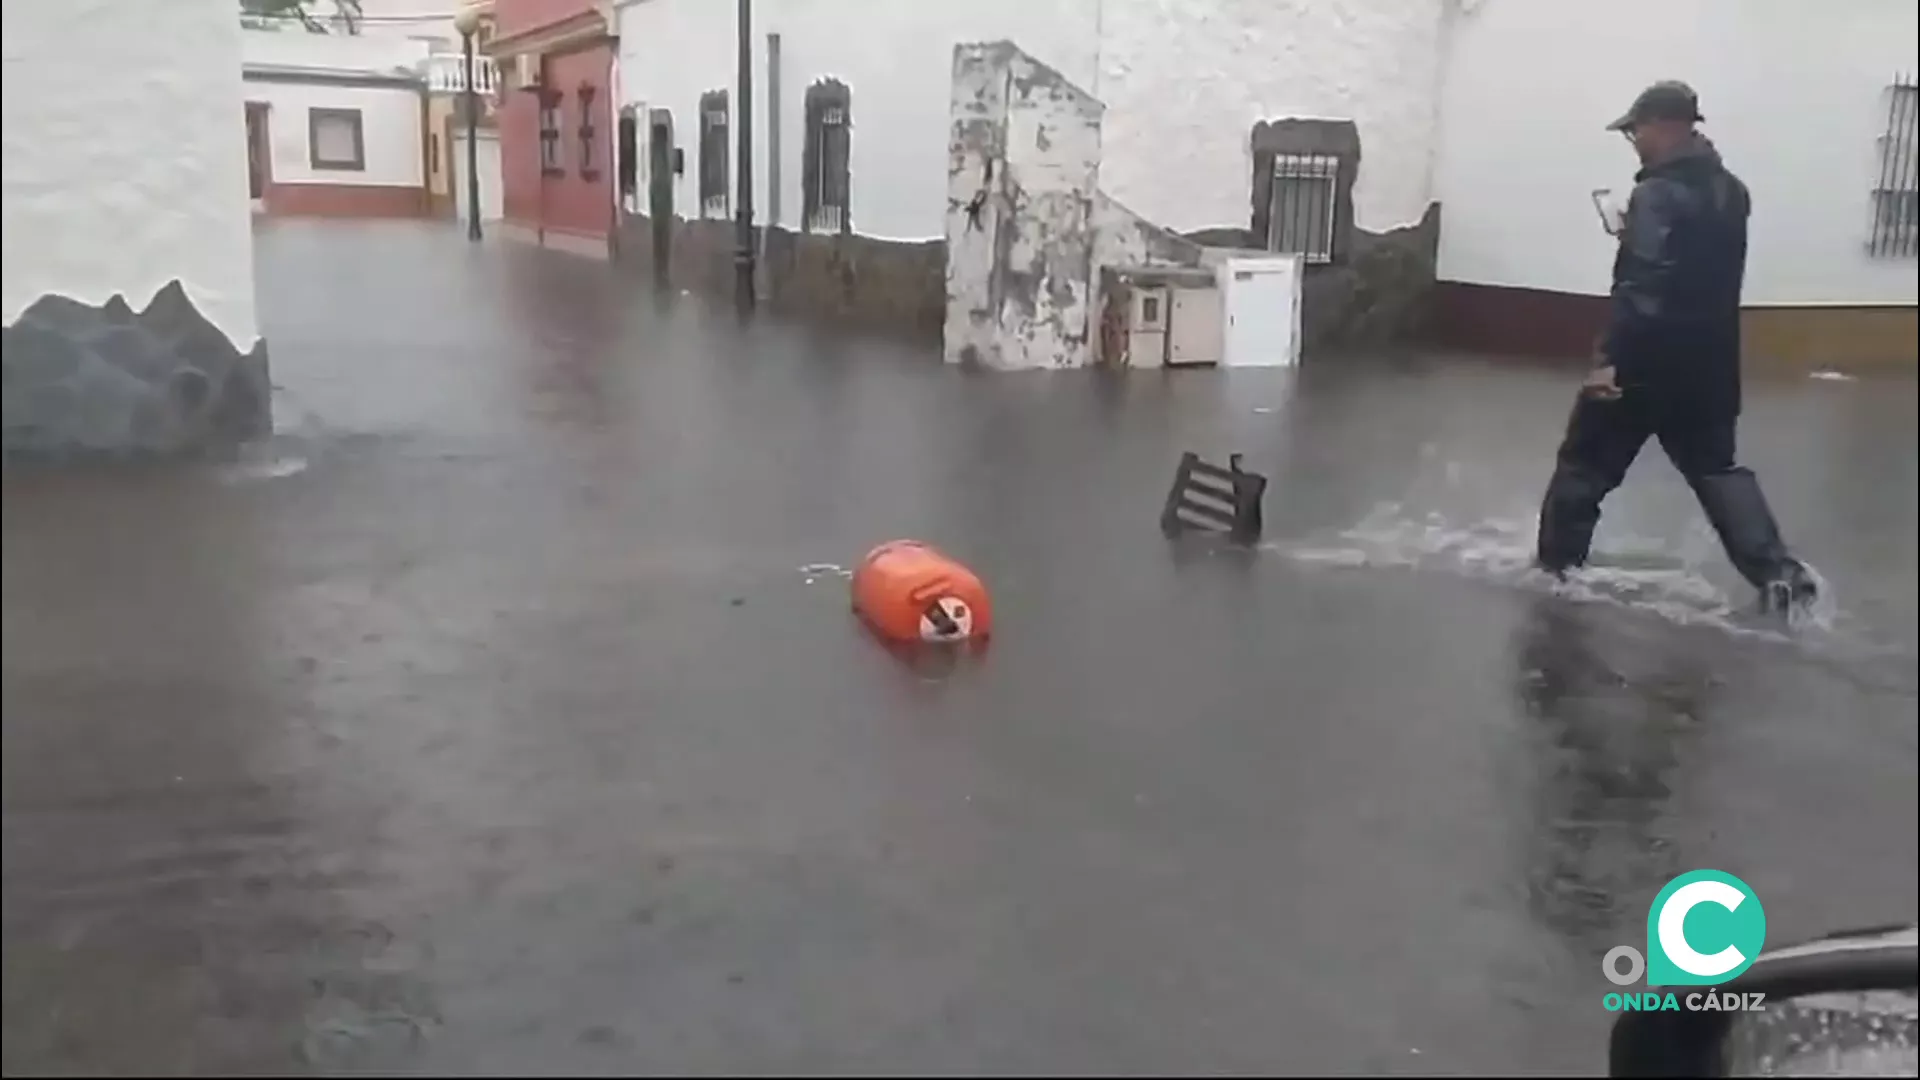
[2,280,272,461]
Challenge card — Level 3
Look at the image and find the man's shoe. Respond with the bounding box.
[1759,560,1818,617]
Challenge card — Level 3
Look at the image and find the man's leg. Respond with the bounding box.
[1657,417,1812,602]
[1537,397,1650,575]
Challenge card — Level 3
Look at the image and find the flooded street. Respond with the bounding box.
[5,221,1916,1074]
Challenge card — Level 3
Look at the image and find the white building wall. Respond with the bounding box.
[2,0,259,347]
[242,30,430,190]
[616,0,1098,242]
[1435,0,1920,306]
[614,0,1448,241]
[1096,0,1448,235]
[247,80,428,189]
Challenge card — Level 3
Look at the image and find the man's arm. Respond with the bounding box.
[1600,177,1685,382]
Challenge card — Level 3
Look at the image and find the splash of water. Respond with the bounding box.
[217,386,327,484]
[220,453,310,483]
[1272,502,1842,641]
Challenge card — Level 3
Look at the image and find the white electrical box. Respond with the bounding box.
[1102,265,1225,369]
[1167,285,1223,366]
[1218,255,1302,368]
[1127,285,1170,369]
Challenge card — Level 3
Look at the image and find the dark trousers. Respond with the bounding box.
[1536,395,1795,589]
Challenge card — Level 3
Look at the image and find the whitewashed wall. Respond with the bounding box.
[2,0,259,347]
[1097,0,1448,236]
[1435,0,1920,305]
[616,0,1098,241]
[242,30,430,190]
[245,80,428,188]
[614,0,1448,241]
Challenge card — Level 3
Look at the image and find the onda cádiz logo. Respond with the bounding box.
[1601,869,1769,1013]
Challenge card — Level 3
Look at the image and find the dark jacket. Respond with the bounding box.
[1602,134,1749,420]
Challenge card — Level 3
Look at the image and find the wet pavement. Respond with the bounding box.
[4,220,1917,1074]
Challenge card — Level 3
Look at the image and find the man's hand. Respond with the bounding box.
[1582,364,1623,401]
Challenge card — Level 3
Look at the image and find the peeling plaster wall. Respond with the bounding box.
[943,42,1107,370]
[942,44,1016,367]
[993,50,1104,370]
[1087,191,1211,365]
[1090,193,1210,274]
[3,0,260,348]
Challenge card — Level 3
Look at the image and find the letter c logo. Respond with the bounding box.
[1645,870,1766,986]
[1658,879,1747,978]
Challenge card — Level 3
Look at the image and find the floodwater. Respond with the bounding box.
[4,221,1916,1074]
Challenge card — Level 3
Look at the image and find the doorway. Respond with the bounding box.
[244,102,271,204]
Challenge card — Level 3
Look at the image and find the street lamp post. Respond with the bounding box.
[733,0,756,313]
[454,5,485,242]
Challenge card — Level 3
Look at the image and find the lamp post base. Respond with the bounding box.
[461,30,484,243]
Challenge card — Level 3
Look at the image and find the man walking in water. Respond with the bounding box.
[1535,80,1818,614]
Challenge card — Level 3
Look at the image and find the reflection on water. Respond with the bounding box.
[1509,596,1703,952]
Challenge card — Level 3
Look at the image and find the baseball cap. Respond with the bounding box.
[1605,80,1705,131]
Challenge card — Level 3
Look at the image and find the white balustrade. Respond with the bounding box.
[424,53,498,96]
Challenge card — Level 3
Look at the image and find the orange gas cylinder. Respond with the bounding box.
[851,540,993,645]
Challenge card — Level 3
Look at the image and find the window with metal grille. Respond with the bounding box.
[803,80,851,233]
[1266,154,1338,264]
[538,92,564,175]
[577,83,599,178]
[1870,76,1917,258]
[699,89,730,219]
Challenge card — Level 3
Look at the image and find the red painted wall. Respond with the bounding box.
[499,43,615,242]
[493,0,597,40]
[500,70,545,229]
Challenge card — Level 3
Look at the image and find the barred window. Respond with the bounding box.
[698,89,730,219]
[803,80,851,233]
[1266,154,1339,264]
[1248,119,1355,267]
[1869,75,1917,258]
